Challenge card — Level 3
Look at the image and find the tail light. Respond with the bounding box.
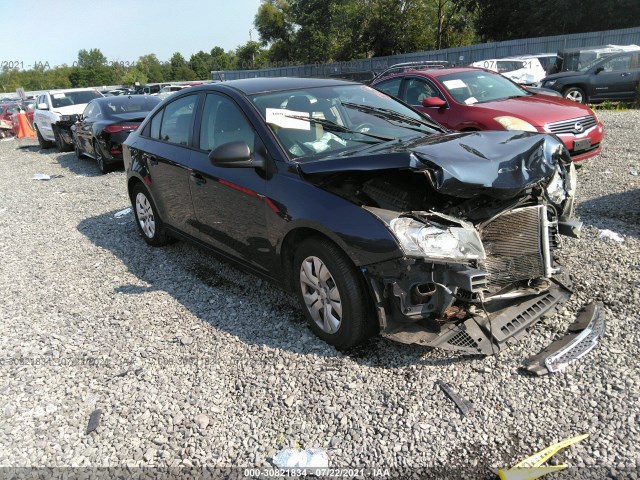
[104,124,138,134]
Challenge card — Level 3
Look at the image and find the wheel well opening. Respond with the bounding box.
[128,177,143,203]
[281,228,355,293]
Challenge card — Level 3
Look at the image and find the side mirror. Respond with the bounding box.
[208,141,264,169]
[37,103,48,110]
[594,66,604,74]
[422,97,447,108]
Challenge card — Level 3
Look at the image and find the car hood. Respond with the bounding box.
[542,70,584,82]
[468,95,594,126]
[52,104,89,116]
[298,130,567,200]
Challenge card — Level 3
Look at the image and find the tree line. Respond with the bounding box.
[2,0,637,92]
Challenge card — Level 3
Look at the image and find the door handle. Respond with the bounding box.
[620,72,631,77]
[146,155,158,166]
[190,172,206,185]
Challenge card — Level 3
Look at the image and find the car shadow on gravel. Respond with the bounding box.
[55,151,124,177]
[77,209,476,368]
[578,189,640,239]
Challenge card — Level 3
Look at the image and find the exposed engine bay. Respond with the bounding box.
[299,131,603,368]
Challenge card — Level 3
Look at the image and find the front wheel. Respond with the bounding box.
[563,87,587,104]
[131,183,170,247]
[35,125,53,149]
[294,237,376,349]
[53,125,73,152]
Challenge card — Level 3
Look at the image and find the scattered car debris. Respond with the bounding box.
[32,173,63,181]
[599,229,624,242]
[113,207,132,218]
[86,408,103,434]
[436,380,473,415]
[524,302,605,375]
[272,448,329,469]
[497,433,589,480]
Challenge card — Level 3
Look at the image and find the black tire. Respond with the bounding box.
[53,125,73,152]
[74,136,86,159]
[131,183,170,247]
[293,237,376,349]
[35,125,54,149]
[563,86,587,104]
[94,141,109,174]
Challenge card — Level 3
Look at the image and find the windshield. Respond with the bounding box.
[494,60,527,73]
[102,96,160,117]
[437,71,529,104]
[51,90,102,109]
[251,84,441,161]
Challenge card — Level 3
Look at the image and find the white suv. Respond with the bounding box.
[471,54,556,85]
[33,88,103,151]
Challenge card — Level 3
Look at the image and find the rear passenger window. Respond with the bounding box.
[149,110,163,139]
[158,95,197,146]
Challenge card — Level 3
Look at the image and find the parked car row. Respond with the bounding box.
[472,44,640,104]
[116,77,603,370]
[371,64,604,162]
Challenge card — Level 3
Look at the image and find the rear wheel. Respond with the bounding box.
[132,183,170,247]
[74,136,86,159]
[94,141,109,174]
[563,87,587,104]
[293,237,376,349]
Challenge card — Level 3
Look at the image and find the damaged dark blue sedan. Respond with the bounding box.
[123,78,604,374]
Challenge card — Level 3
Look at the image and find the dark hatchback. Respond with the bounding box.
[72,95,161,173]
[123,78,603,372]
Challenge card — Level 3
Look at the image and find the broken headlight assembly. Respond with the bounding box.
[546,161,577,216]
[389,216,486,261]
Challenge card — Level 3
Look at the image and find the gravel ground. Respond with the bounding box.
[0,111,638,478]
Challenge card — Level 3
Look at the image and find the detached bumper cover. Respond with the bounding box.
[524,301,605,375]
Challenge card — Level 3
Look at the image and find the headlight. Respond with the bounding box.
[494,116,538,132]
[546,168,566,204]
[545,80,557,87]
[60,115,71,121]
[389,217,486,261]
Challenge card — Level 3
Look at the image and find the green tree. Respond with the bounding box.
[189,51,213,79]
[235,41,269,70]
[169,52,187,80]
[70,48,114,87]
[136,54,166,83]
[121,67,148,86]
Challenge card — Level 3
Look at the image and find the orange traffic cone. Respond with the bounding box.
[15,110,36,139]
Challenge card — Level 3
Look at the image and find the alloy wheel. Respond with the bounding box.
[299,256,343,334]
[135,192,156,239]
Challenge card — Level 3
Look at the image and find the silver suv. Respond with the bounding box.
[33,88,103,151]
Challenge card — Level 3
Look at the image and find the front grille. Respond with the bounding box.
[545,115,597,135]
[480,206,548,289]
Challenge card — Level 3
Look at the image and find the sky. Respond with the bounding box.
[2,0,262,68]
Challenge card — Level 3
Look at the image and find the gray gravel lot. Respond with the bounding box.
[0,110,638,478]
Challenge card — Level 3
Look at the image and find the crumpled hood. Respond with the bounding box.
[298,130,568,200]
[52,104,89,116]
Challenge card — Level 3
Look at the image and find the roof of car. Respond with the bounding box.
[374,66,487,82]
[209,77,358,95]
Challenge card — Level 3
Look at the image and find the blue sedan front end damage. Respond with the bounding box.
[301,131,604,364]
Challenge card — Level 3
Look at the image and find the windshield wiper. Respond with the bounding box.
[283,115,395,142]
[341,102,442,132]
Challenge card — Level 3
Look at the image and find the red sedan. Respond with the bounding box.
[372,67,604,162]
